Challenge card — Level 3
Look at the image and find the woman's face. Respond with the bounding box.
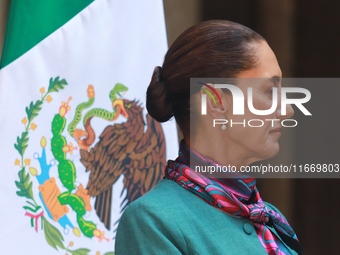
[223,40,294,161]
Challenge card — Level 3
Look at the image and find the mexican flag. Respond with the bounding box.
[0,0,178,254]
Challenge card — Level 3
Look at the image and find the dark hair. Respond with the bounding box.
[146,20,265,138]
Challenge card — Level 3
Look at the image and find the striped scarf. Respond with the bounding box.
[164,139,302,255]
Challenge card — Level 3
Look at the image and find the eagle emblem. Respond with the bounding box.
[13,77,166,254]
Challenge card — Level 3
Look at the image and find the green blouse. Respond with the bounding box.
[115,179,297,255]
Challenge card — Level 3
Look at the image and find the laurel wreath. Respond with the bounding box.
[14,77,114,255]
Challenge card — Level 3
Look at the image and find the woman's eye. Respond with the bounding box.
[267,87,274,95]
[266,85,278,96]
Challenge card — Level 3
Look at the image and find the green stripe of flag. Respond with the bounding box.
[0,0,94,69]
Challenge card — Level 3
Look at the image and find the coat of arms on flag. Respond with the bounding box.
[13,77,167,254]
[0,0,178,254]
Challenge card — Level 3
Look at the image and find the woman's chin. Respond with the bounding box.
[258,142,280,160]
[267,143,280,158]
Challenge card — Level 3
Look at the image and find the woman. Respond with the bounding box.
[115,20,302,255]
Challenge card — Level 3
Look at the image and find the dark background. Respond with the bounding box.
[0,0,337,253]
[164,0,340,254]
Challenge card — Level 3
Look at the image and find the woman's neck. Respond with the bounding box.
[185,136,259,171]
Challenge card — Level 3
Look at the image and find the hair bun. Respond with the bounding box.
[146,66,173,122]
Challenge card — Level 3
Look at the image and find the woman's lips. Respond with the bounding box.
[270,127,282,135]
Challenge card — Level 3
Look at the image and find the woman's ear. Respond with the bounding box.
[201,84,227,119]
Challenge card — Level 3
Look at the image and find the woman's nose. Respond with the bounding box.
[286,104,295,119]
[277,104,294,119]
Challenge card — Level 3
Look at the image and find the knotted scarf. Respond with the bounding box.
[164,140,302,255]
